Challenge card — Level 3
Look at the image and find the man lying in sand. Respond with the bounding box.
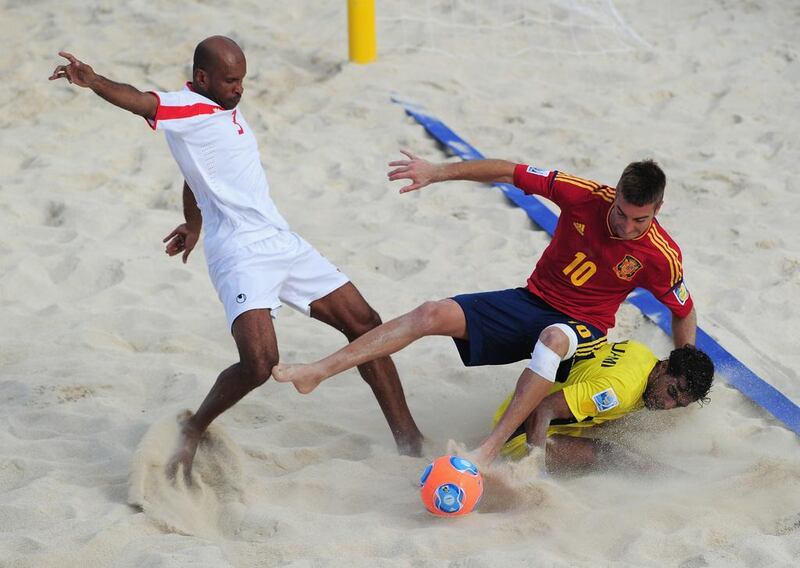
[492,340,714,473]
[49,36,424,481]
[274,151,698,468]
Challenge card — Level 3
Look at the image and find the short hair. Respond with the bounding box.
[617,160,666,206]
[668,345,714,404]
[192,36,242,74]
[193,41,214,73]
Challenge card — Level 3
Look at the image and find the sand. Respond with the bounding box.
[1,1,799,566]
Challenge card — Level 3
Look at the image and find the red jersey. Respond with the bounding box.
[513,164,693,333]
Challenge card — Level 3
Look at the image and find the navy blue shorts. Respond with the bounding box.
[451,287,605,379]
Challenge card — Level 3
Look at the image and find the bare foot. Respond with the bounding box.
[444,439,484,467]
[165,410,203,485]
[272,363,324,394]
[396,433,424,457]
[462,447,492,472]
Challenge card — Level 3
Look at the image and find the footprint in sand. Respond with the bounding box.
[362,251,429,281]
[44,201,66,227]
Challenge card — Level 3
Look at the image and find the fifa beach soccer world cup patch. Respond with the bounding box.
[526,165,551,177]
[672,280,690,305]
[592,387,620,413]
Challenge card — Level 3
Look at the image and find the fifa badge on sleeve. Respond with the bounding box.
[672,281,690,305]
[592,387,620,413]
[526,165,551,177]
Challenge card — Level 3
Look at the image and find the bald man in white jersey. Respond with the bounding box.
[49,36,423,481]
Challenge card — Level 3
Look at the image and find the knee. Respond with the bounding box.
[411,301,446,335]
[341,307,383,341]
[241,352,279,389]
[537,325,573,358]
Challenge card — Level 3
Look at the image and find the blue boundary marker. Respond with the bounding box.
[393,97,800,436]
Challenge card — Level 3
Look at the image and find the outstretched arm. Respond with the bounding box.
[49,52,157,120]
[387,150,516,193]
[671,306,697,347]
[163,182,202,264]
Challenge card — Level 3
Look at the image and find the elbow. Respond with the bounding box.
[140,92,159,121]
[496,161,517,185]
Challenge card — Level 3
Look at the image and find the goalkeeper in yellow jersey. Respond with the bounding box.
[493,340,714,473]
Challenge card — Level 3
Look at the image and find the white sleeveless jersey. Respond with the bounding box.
[147,83,289,264]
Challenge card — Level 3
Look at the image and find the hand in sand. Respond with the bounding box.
[163,223,199,264]
[48,51,97,88]
[387,150,439,193]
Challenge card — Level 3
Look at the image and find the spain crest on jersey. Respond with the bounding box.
[614,254,643,281]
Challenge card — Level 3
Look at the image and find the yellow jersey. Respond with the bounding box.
[494,340,657,459]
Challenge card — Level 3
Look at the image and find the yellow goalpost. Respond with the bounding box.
[348,0,376,63]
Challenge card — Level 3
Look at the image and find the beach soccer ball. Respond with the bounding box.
[418,455,483,517]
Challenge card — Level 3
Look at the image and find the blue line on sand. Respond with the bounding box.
[393,96,800,437]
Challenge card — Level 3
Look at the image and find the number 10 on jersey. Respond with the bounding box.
[563,252,597,286]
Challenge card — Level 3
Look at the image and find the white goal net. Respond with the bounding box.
[375,0,651,59]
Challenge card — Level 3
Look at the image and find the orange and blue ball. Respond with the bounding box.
[418,455,483,516]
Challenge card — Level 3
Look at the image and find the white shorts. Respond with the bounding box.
[207,231,350,329]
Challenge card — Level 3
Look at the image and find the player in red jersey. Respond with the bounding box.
[274,151,697,467]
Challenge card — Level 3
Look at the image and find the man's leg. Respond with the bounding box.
[304,283,428,456]
[273,295,466,395]
[544,435,599,473]
[166,309,279,481]
[472,325,572,467]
